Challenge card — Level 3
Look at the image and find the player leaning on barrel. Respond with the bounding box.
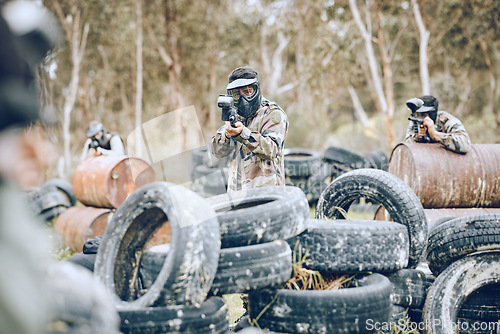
[404,95,471,154]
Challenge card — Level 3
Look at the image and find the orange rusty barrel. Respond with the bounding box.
[388,143,500,208]
[53,206,111,252]
[73,155,156,208]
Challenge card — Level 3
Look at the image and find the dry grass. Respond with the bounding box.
[285,240,357,291]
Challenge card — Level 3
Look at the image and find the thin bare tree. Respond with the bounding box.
[412,0,430,94]
[53,2,89,176]
[479,38,500,138]
[349,0,395,148]
[135,0,144,156]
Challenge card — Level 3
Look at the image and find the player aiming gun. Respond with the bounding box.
[406,97,433,142]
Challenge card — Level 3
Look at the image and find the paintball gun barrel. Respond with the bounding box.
[89,139,100,150]
[217,95,238,127]
[406,97,426,137]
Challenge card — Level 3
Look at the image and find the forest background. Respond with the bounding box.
[33,0,500,181]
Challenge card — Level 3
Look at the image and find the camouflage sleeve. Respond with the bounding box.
[210,125,233,158]
[234,107,288,160]
[439,113,471,154]
[404,122,418,143]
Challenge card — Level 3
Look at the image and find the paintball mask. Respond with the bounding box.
[86,121,107,147]
[226,78,262,119]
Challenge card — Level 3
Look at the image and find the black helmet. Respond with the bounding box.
[86,121,105,138]
[86,121,107,146]
[226,67,262,119]
[418,95,439,122]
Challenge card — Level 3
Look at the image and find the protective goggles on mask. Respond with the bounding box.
[226,78,259,102]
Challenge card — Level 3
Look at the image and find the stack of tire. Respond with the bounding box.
[247,168,429,333]
[94,183,309,333]
[25,178,76,223]
[190,146,230,197]
[421,214,500,333]
[283,148,330,205]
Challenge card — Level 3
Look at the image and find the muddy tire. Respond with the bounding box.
[248,273,392,334]
[118,297,229,334]
[323,146,367,172]
[42,178,77,206]
[210,240,292,295]
[426,214,500,275]
[206,186,308,248]
[316,168,428,268]
[422,252,500,334]
[385,269,428,309]
[458,284,500,322]
[283,148,322,177]
[141,240,293,296]
[287,219,409,273]
[363,150,389,171]
[94,182,220,309]
[46,262,121,334]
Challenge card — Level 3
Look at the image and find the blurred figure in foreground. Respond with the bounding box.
[0,1,60,333]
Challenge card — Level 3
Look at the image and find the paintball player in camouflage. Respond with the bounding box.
[404,95,471,154]
[211,66,288,191]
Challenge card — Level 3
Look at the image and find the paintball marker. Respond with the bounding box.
[217,95,238,127]
[406,97,427,141]
[89,139,100,150]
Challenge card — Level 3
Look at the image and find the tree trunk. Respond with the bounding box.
[135,0,144,156]
[412,0,430,95]
[479,39,500,140]
[53,3,89,176]
[348,85,370,129]
[165,0,187,152]
[349,0,395,149]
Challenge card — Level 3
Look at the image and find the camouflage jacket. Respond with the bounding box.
[210,98,288,191]
[405,110,471,154]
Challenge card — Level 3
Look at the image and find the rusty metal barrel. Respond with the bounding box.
[73,155,156,208]
[53,206,111,252]
[388,143,500,208]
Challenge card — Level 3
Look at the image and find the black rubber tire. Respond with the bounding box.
[323,146,367,169]
[94,181,220,309]
[458,284,500,321]
[248,273,392,334]
[42,178,77,206]
[316,168,428,269]
[46,261,121,334]
[191,146,209,169]
[140,241,293,296]
[426,214,500,275]
[118,297,230,334]
[192,164,228,192]
[305,163,333,203]
[283,148,322,177]
[206,186,308,248]
[363,150,389,171]
[33,186,71,213]
[210,240,292,295]
[427,216,455,234]
[422,252,500,334]
[385,269,428,309]
[287,219,409,273]
[39,205,68,222]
